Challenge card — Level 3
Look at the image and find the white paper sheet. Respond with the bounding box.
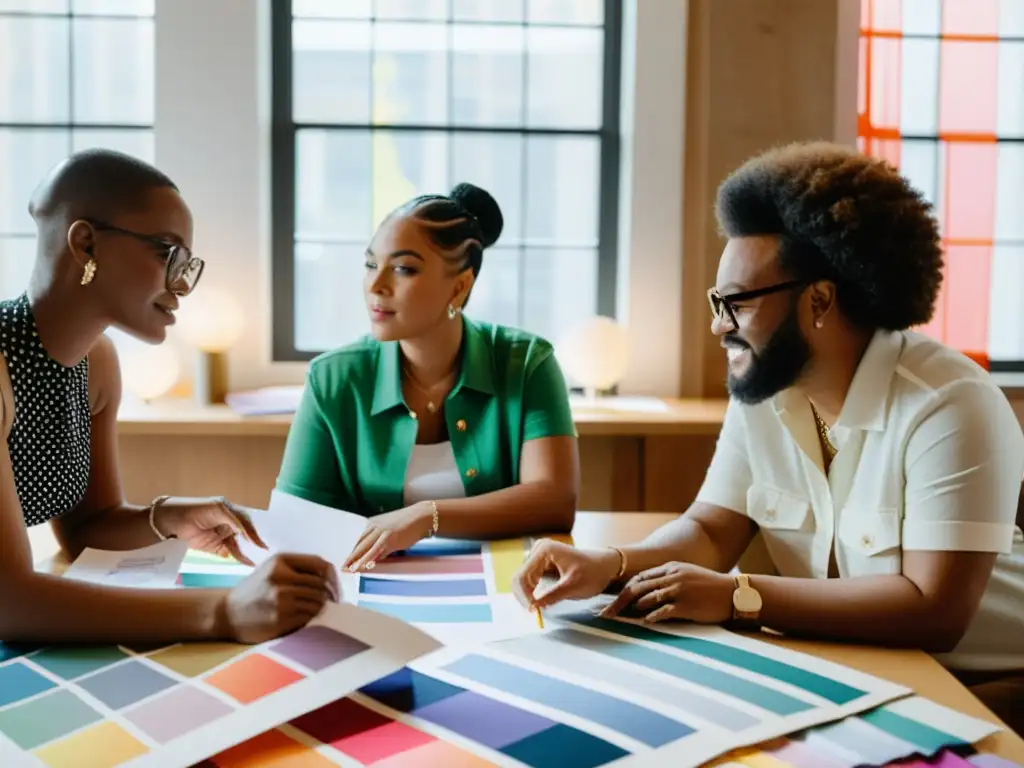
[63,539,189,588]
[256,490,369,567]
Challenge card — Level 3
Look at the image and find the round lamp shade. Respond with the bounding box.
[557,316,629,391]
[121,343,181,402]
[177,287,246,353]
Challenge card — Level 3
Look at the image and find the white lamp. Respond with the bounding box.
[177,287,246,405]
[121,343,181,403]
[557,316,629,401]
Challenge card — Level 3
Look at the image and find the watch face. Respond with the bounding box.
[733,586,762,613]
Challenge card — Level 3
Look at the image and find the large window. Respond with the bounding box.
[858,0,1024,370]
[271,0,622,360]
[0,0,154,301]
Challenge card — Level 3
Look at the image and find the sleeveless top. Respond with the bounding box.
[0,293,91,526]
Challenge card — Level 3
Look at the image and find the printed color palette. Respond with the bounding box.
[0,603,441,768]
[209,670,1003,768]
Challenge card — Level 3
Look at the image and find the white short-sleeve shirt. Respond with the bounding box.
[696,329,1024,671]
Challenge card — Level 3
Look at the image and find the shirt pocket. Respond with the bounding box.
[746,484,816,577]
[838,507,902,575]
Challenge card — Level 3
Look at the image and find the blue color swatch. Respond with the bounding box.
[361,601,493,623]
[0,663,55,707]
[443,654,694,747]
[359,577,488,598]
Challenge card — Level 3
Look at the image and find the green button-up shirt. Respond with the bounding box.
[275,318,577,516]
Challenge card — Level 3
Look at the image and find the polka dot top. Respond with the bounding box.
[0,293,91,527]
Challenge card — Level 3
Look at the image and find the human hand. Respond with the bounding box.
[222,553,341,644]
[343,504,434,572]
[511,540,623,611]
[599,561,734,624]
[156,496,267,566]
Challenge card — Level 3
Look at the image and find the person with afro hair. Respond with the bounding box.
[510,142,1024,733]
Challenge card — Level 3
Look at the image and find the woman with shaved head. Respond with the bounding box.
[0,149,338,646]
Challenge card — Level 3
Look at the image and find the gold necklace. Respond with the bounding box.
[402,365,451,415]
[810,402,837,459]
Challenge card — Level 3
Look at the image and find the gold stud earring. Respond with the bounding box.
[814,318,824,329]
[80,259,97,286]
[447,303,458,320]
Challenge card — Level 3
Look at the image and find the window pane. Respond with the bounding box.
[898,139,939,207]
[995,143,1024,240]
[72,128,153,161]
[465,246,520,329]
[0,18,70,123]
[450,133,524,244]
[296,130,372,240]
[453,0,524,23]
[292,0,370,18]
[293,20,372,124]
[0,236,34,302]
[72,18,154,123]
[374,0,447,21]
[372,130,448,226]
[451,25,524,127]
[899,39,939,135]
[521,247,597,343]
[525,26,602,129]
[0,0,66,11]
[294,242,369,352]
[0,129,69,236]
[996,41,1024,138]
[988,245,1024,360]
[525,135,599,246]
[1002,0,1024,36]
[373,23,449,126]
[72,0,154,15]
[526,0,603,25]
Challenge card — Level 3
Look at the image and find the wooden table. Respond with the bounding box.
[572,512,1024,763]
[37,511,1024,763]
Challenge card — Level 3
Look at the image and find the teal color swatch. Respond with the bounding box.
[0,663,55,707]
[0,689,101,749]
[31,646,130,681]
[502,724,630,768]
[569,614,865,704]
[179,572,245,588]
[859,707,964,752]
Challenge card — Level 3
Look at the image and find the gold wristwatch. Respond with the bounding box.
[731,573,763,627]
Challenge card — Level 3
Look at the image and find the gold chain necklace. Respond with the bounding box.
[810,402,838,459]
[402,365,452,415]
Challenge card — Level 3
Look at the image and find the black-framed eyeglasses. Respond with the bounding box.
[86,219,205,297]
[707,280,805,332]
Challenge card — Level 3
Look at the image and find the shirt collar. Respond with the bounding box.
[772,328,904,433]
[370,316,496,416]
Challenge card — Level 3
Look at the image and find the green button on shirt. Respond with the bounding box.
[275,317,577,516]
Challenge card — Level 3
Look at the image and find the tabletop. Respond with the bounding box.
[36,510,1024,762]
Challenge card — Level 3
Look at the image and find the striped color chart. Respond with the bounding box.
[201,666,1008,768]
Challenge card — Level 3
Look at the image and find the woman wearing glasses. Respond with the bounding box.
[0,149,338,648]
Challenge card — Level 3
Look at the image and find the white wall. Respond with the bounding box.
[154,0,689,396]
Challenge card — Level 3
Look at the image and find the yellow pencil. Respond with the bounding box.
[535,606,544,629]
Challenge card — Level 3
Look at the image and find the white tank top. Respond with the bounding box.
[403,441,466,506]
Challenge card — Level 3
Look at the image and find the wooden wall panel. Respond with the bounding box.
[642,435,717,513]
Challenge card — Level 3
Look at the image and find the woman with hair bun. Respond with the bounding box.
[275,183,580,570]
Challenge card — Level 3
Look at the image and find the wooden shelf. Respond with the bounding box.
[115,396,729,438]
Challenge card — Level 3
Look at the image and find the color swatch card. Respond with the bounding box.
[63,540,189,589]
[353,536,562,646]
[711,695,1003,767]
[0,601,442,768]
[204,647,975,768]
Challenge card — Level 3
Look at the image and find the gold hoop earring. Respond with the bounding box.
[80,259,97,286]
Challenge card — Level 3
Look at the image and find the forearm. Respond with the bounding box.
[750,573,960,653]
[0,572,227,645]
[433,481,575,539]
[58,503,159,558]
[618,517,741,578]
